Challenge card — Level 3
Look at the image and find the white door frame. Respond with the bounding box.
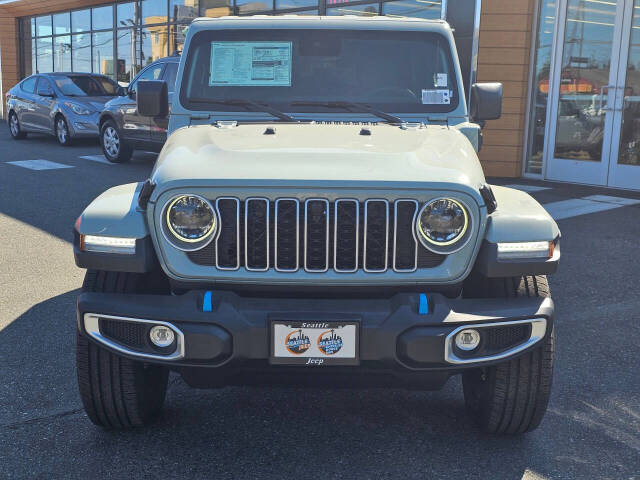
[607,0,640,189]
[543,0,628,186]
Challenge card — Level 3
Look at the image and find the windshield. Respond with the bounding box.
[53,75,119,97]
[181,29,459,115]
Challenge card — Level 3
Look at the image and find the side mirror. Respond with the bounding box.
[37,87,55,98]
[137,80,168,117]
[470,83,503,122]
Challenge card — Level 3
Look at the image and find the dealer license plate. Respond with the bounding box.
[270,321,359,366]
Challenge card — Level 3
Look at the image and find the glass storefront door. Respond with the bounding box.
[545,0,640,189]
[607,0,640,189]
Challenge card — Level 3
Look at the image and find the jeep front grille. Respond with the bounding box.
[187,198,445,273]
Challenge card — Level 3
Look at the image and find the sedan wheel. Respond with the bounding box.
[9,112,26,139]
[56,117,71,146]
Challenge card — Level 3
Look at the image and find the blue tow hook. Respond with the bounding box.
[418,293,429,315]
[203,291,213,312]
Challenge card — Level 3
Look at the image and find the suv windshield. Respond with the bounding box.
[54,75,119,97]
[181,29,458,115]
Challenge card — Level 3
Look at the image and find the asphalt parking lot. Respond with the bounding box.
[1,125,639,480]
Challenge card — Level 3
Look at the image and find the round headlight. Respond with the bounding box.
[416,198,469,251]
[165,195,216,246]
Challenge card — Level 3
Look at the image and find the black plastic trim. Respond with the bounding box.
[76,289,554,372]
[479,184,497,214]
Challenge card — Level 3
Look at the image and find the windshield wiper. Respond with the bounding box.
[201,99,297,122]
[290,101,404,124]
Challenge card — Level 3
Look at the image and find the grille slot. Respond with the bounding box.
[304,199,330,272]
[216,198,240,270]
[393,200,418,272]
[334,199,359,272]
[363,200,389,272]
[275,199,300,272]
[187,197,447,273]
[245,198,269,271]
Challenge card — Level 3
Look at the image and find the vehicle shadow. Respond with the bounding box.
[0,126,155,244]
[3,291,639,479]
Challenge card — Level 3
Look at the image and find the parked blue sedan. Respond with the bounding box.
[6,72,122,146]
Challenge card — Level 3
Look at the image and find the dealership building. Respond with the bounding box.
[0,0,638,189]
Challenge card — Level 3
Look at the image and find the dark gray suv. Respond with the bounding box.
[6,73,121,146]
[98,56,179,163]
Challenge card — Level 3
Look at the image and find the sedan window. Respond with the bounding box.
[21,76,37,93]
[53,75,115,96]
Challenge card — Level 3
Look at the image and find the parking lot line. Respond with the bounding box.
[542,196,640,220]
[79,155,112,165]
[504,184,552,192]
[6,160,74,170]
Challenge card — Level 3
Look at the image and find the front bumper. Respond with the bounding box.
[77,290,553,385]
[67,112,100,138]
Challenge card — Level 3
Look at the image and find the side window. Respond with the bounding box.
[129,64,164,94]
[21,76,37,93]
[36,77,54,96]
[163,63,178,93]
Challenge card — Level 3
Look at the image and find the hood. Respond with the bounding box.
[151,123,486,192]
[64,96,115,110]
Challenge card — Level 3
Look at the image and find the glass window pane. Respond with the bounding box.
[275,0,317,9]
[199,0,233,17]
[327,3,379,15]
[142,0,169,24]
[141,26,169,65]
[36,15,52,37]
[54,35,72,71]
[163,62,178,91]
[236,0,272,14]
[170,0,199,22]
[92,6,114,30]
[53,12,71,35]
[118,2,138,28]
[618,0,640,166]
[524,0,556,174]
[129,62,165,93]
[382,0,440,19]
[117,28,141,84]
[72,9,91,33]
[93,31,114,77]
[36,38,53,72]
[275,8,317,14]
[72,33,92,72]
[168,23,189,54]
[22,76,38,93]
[552,0,616,162]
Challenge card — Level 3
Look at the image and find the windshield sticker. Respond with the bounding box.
[422,89,450,105]
[435,73,448,88]
[209,42,292,87]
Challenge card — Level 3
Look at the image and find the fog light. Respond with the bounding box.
[149,325,175,348]
[455,329,481,351]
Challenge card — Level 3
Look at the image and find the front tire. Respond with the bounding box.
[101,120,133,163]
[461,274,554,434]
[55,115,73,146]
[76,270,169,429]
[9,111,27,139]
